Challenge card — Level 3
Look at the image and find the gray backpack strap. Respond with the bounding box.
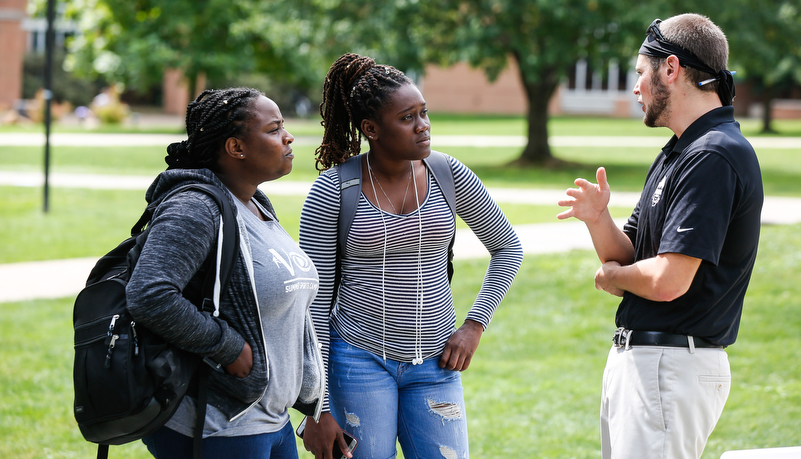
[330,154,362,312]
[334,151,457,294]
[423,151,456,282]
[337,151,455,251]
[336,154,363,253]
[423,151,455,216]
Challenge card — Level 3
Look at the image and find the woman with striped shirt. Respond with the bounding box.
[298,53,523,459]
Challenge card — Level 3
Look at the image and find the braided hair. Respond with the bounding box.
[165,87,263,170]
[315,53,413,171]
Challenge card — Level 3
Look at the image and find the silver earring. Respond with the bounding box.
[240,154,244,157]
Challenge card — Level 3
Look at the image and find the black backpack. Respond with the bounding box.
[72,183,239,459]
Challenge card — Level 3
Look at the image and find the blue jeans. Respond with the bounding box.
[142,420,298,459]
[328,329,469,459]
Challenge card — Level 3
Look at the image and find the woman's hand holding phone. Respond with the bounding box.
[298,413,354,459]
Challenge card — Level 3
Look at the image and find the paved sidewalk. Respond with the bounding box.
[2,170,800,303]
[2,132,800,149]
[2,219,619,303]
[0,218,616,303]
[2,129,800,303]
[3,170,801,225]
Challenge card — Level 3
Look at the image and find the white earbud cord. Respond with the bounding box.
[366,154,389,364]
[366,154,426,366]
[412,161,424,366]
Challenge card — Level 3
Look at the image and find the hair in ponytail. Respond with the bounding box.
[165,87,263,170]
[315,53,412,171]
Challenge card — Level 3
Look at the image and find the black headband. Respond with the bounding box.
[639,19,735,106]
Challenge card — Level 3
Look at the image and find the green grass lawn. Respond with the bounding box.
[1,142,799,196]
[0,185,625,264]
[1,224,799,458]
[5,111,801,137]
[2,114,800,457]
[2,113,799,196]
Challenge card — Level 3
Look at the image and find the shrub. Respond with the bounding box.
[91,85,130,124]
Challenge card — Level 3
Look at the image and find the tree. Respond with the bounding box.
[50,0,342,101]
[251,0,655,166]
[52,0,433,107]
[45,0,658,162]
[666,0,801,133]
[234,0,442,88]
[420,0,654,166]
[52,0,799,149]
[53,0,246,95]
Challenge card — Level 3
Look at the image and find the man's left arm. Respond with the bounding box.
[596,149,741,301]
[594,252,702,301]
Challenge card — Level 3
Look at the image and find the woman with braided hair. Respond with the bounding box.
[126,87,325,458]
[298,53,523,459]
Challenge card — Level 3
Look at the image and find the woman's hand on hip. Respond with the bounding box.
[439,319,483,371]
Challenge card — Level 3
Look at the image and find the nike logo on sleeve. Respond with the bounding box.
[677,226,694,233]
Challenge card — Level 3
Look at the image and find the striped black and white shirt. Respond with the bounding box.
[299,154,522,407]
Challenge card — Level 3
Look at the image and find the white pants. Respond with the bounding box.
[600,345,731,459]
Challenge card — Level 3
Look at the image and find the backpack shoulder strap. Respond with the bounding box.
[423,151,455,215]
[423,151,456,282]
[337,151,455,252]
[336,154,363,253]
[169,183,240,314]
[158,183,238,459]
[334,152,458,285]
[330,154,363,312]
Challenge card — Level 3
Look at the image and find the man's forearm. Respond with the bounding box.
[585,208,635,265]
[595,253,702,301]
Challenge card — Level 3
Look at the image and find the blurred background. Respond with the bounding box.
[2,0,799,164]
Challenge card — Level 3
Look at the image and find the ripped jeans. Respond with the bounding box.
[328,329,469,459]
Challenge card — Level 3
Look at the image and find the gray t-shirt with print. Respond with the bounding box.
[166,196,318,437]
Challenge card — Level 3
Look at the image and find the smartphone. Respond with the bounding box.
[296,417,358,459]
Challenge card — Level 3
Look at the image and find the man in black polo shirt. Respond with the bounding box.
[557,13,763,459]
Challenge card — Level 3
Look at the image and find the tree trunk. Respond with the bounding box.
[187,72,197,107]
[760,86,776,134]
[513,57,560,166]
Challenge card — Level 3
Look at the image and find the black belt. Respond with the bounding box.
[612,328,722,349]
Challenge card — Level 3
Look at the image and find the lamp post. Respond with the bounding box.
[42,0,55,213]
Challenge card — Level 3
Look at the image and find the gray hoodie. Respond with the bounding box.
[126,168,324,422]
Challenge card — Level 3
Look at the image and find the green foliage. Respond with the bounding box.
[646,0,801,132]
[50,0,660,162]
[59,0,262,93]
[413,0,662,162]
[426,0,646,82]
[31,0,801,156]
[22,50,101,106]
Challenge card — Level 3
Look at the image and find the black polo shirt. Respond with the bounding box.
[617,106,763,346]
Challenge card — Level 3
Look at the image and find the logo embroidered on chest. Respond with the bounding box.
[651,176,666,207]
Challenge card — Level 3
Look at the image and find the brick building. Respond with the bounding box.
[419,57,799,120]
[0,0,28,112]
